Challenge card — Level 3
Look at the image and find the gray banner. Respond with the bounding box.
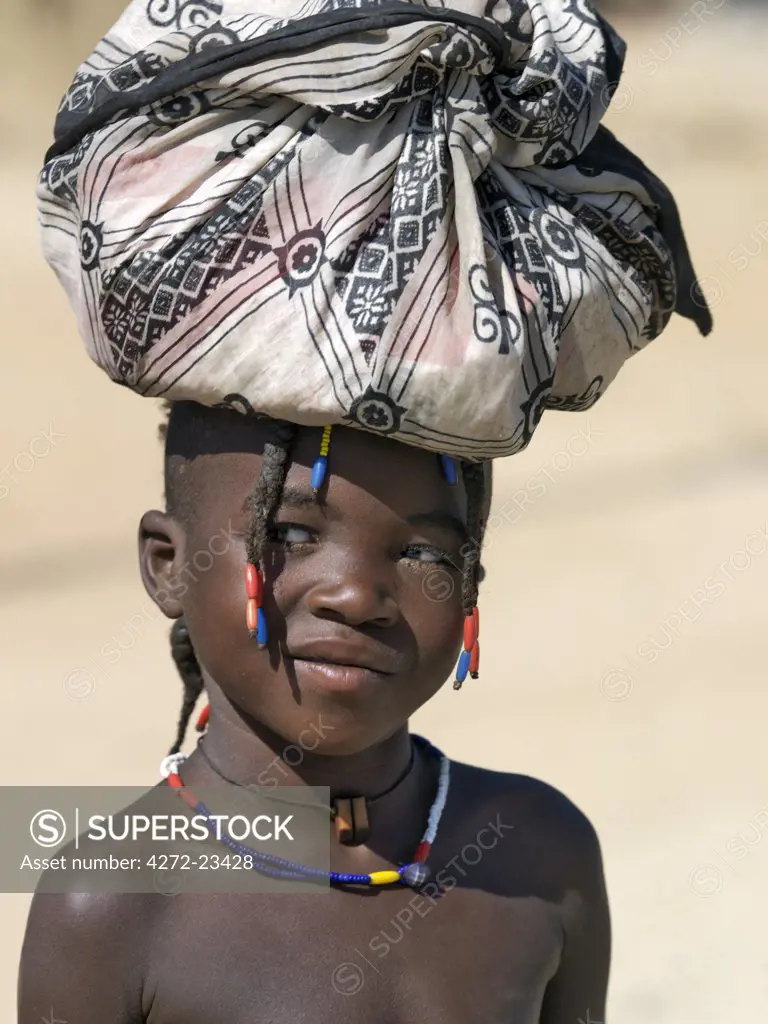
[3,785,332,894]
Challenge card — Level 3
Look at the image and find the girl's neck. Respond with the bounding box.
[184,684,414,800]
[176,688,442,863]
[195,719,415,800]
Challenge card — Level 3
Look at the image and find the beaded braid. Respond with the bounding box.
[166,417,297,755]
[451,461,487,688]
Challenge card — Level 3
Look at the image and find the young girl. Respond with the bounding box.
[22,1,709,1021]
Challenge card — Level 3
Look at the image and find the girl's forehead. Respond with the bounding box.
[191,423,470,522]
[296,426,469,514]
[167,406,486,502]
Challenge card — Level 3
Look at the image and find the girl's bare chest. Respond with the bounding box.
[146,886,561,1024]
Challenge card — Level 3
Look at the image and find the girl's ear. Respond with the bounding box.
[138,510,187,619]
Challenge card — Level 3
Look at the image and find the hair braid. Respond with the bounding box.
[245,419,297,568]
[460,461,487,616]
[168,617,204,755]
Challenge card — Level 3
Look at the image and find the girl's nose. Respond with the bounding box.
[305,566,399,628]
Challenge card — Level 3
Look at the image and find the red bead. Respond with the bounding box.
[195,703,210,732]
[168,778,200,812]
[414,841,431,863]
[179,788,198,810]
[472,606,479,640]
[469,641,480,678]
[245,563,263,603]
[463,614,477,652]
[246,598,259,635]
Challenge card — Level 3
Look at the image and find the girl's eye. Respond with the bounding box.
[268,524,314,547]
[401,544,458,569]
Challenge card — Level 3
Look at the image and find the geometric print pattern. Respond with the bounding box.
[38,0,710,461]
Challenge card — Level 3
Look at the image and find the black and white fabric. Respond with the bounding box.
[38,0,711,459]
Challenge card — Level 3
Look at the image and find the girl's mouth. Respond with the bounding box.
[286,656,392,693]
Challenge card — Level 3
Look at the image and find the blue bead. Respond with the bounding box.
[311,456,327,492]
[440,455,458,486]
[330,871,370,885]
[256,607,268,647]
[400,862,431,887]
[455,648,471,684]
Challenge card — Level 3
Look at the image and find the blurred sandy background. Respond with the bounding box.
[2,1,767,1021]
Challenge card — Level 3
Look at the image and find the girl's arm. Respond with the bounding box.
[18,892,147,1023]
[540,814,612,1024]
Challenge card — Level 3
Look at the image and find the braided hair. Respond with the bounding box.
[161,404,487,754]
[460,461,486,617]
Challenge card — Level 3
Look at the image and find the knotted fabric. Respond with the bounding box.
[38,0,711,458]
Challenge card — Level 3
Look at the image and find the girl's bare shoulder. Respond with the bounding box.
[447,759,604,879]
[18,889,160,1023]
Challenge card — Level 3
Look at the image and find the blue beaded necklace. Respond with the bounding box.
[159,738,450,889]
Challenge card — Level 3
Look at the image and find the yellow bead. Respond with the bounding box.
[320,425,332,456]
[369,870,401,886]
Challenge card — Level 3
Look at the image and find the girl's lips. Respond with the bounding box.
[287,657,391,692]
[285,640,399,676]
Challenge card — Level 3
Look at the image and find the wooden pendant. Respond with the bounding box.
[351,796,370,844]
[333,796,370,845]
[334,798,354,844]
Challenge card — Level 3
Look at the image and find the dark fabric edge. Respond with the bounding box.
[582,126,713,336]
[45,0,507,161]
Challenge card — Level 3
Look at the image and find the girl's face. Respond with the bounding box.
[141,417,472,755]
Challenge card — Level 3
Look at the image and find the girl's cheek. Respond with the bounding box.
[183,548,244,629]
[406,580,464,648]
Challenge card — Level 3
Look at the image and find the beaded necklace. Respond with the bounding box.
[158,738,450,889]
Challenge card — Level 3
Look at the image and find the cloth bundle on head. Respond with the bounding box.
[38,0,710,460]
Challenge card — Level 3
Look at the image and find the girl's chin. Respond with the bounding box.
[223,680,410,755]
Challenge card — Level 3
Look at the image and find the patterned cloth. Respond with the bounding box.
[38,0,711,460]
